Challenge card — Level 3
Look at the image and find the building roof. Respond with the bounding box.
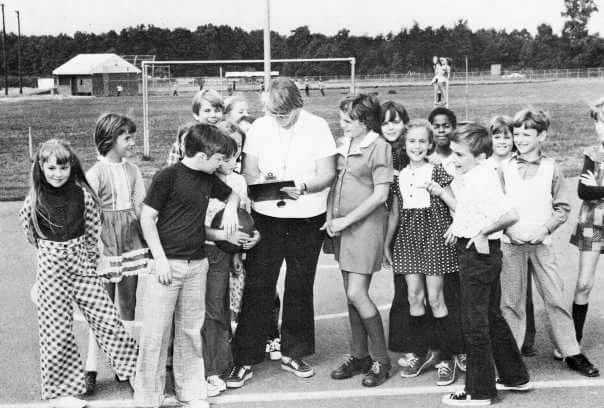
[53,53,141,75]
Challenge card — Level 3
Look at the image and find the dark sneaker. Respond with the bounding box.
[225,365,253,388]
[436,360,456,386]
[281,357,315,378]
[331,354,372,380]
[399,350,437,378]
[566,353,600,377]
[84,371,97,395]
[361,361,391,387]
[441,391,491,406]
[495,378,532,391]
[521,345,537,357]
[454,353,467,372]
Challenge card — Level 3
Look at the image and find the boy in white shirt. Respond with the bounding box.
[442,123,529,406]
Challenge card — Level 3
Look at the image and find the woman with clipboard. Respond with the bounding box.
[225,77,337,388]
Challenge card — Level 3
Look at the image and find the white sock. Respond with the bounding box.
[122,320,135,338]
[85,328,99,372]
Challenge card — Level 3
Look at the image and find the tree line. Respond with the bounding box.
[1,1,602,82]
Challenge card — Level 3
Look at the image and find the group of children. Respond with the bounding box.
[18,83,604,408]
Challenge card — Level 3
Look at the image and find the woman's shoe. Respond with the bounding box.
[330,355,372,380]
[84,371,96,395]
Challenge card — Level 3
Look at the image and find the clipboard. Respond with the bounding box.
[248,180,295,202]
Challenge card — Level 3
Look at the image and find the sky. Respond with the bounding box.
[4,0,604,37]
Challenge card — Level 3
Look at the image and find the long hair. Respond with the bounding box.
[29,139,99,239]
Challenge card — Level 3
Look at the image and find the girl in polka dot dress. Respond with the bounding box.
[384,119,462,386]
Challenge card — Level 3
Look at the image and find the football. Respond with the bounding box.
[211,208,256,253]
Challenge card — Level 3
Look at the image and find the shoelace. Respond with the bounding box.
[435,362,451,376]
[340,354,355,368]
[370,361,382,374]
[450,391,467,399]
[400,355,419,368]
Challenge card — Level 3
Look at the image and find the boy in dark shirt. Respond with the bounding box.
[134,124,242,408]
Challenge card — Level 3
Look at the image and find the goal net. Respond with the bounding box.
[140,58,356,158]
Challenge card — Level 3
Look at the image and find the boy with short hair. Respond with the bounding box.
[428,107,457,176]
[442,123,529,406]
[499,108,599,377]
[134,124,241,408]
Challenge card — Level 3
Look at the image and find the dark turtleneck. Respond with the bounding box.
[37,179,85,241]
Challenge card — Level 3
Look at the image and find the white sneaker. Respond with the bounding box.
[179,399,209,408]
[206,375,226,397]
[47,396,87,408]
[267,338,282,361]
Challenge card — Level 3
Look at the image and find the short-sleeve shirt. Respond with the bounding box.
[244,109,337,218]
[450,161,512,239]
[144,162,232,260]
[87,158,145,211]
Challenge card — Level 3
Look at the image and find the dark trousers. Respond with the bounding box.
[457,239,529,399]
[232,211,325,365]
[389,272,465,356]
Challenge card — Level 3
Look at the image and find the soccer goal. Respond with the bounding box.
[140,57,356,158]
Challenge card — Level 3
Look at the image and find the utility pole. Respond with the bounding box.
[16,10,21,94]
[1,4,7,96]
[263,0,271,90]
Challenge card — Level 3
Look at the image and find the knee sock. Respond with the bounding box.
[362,314,390,366]
[572,303,589,343]
[348,304,369,358]
[409,315,428,357]
[122,320,135,338]
[85,328,99,372]
[435,315,454,361]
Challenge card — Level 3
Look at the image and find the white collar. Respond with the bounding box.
[337,131,380,156]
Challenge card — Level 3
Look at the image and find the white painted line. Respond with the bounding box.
[6,378,604,407]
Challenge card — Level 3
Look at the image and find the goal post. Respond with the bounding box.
[140,57,356,158]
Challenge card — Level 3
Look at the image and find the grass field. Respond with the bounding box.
[1,78,603,201]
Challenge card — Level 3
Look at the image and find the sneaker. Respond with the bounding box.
[495,378,532,391]
[84,371,96,395]
[266,338,282,361]
[331,354,373,380]
[553,349,563,360]
[206,375,226,397]
[436,360,456,386]
[281,356,315,378]
[454,354,467,372]
[521,345,537,357]
[225,365,253,388]
[399,350,437,378]
[48,396,87,408]
[441,391,491,406]
[361,361,391,387]
[566,353,600,377]
[178,399,210,408]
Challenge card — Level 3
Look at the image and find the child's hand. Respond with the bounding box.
[505,230,527,245]
[156,257,172,285]
[226,230,251,246]
[526,226,549,245]
[232,253,244,275]
[428,155,442,165]
[221,204,240,238]
[384,247,393,266]
[240,196,252,213]
[280,185,303,200]
[320,220,338,237]
[327,217,350,234]
[443,225,457,246]
[580,170,598,187]
[468,232,489,254]
[242,230,261,250]
[422,180,444,197]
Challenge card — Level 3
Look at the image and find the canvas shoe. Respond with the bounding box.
[281,356,315,378]
[225,365,253,388]
[47,396,87,408]
[266,338,282,361]
[495,378,532,392]
[206,375,226,397]
[436,360,456,386]
[454,353,467,372]
[399,350,437,378]
[331,354,373,380]
[441,391,491,406]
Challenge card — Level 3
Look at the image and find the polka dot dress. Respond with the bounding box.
[392,163,459,276]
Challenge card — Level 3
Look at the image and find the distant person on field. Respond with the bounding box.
[570,97,604,350]
[167,89,224,165]
[84,113,149,395]
[18,139,138,408]
[134,123,241,408]
[499,107,599,377]
[116,84,123,96]
[304,79,310,97]
[318,80,325,96]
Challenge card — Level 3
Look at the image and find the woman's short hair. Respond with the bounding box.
[339,93,382,134]
[265,77,304,116]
